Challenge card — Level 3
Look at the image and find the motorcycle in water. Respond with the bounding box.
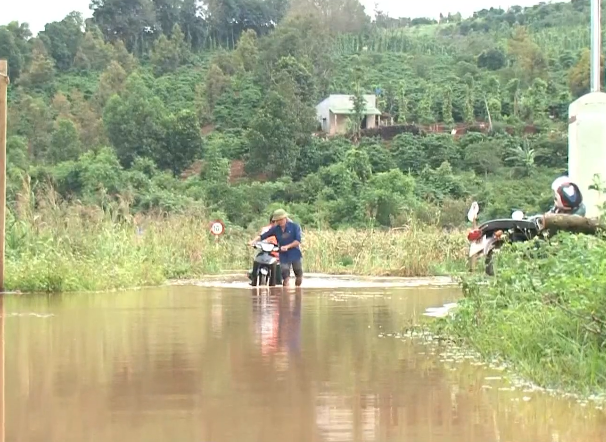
[248,241,281,286]
[466,203,542,275]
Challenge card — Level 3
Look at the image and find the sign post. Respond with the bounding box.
[209,220,225,236]
[209,220,225,249]
[0,60,7,293]
[0,59,6,442]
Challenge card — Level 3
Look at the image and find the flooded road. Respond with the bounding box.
[5,280,606,441]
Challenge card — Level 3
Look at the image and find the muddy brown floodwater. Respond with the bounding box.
[4,279,606,441]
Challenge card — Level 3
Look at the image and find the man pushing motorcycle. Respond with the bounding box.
[250,209,303,287]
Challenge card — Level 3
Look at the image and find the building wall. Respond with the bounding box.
[365,115,376,129]
[327,112,377,135]
[328,112,347,135]
[315,98,331,131]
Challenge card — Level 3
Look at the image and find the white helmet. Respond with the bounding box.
[551,176,570,192]
[551,176,583,211]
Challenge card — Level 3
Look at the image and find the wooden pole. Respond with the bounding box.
[0,60,7,292]
[0,61,7,442]
[0,296,4,442]
[541,213,603,234]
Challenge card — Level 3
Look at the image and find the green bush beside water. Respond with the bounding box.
[434,233,606,394]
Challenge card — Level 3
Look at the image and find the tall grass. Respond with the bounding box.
[303,222,466,276]
[4,185,468,293]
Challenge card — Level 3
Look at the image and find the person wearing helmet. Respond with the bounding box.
[549,176,586,216]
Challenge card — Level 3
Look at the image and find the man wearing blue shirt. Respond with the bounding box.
[250,209,303,286]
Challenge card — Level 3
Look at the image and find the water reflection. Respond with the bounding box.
[4,285,606,441]
[211,291,223,336]
[252,292,301,362]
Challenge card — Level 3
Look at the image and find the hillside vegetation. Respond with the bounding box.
[0,0,596,231]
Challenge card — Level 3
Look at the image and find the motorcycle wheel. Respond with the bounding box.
[485,251,495,276]
[468,255,477,273]
[258,272,268,286]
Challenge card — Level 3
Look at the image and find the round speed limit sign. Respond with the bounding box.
[209,220,225,236]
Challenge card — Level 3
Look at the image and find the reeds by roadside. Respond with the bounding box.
[5,183,467,292]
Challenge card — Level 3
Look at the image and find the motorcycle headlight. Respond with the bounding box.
[512,210,524,220]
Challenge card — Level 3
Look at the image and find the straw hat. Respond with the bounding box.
[272,209,288,221]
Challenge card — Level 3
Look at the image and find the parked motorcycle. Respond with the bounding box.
[466,203,542,275]
[248,241,281,286]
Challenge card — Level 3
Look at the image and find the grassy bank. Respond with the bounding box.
[433,233,606,395]
[6,201,467,292]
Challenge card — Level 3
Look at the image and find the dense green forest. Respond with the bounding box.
[0,0,598,229]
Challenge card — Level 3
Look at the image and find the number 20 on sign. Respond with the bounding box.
[210,220,225,236]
